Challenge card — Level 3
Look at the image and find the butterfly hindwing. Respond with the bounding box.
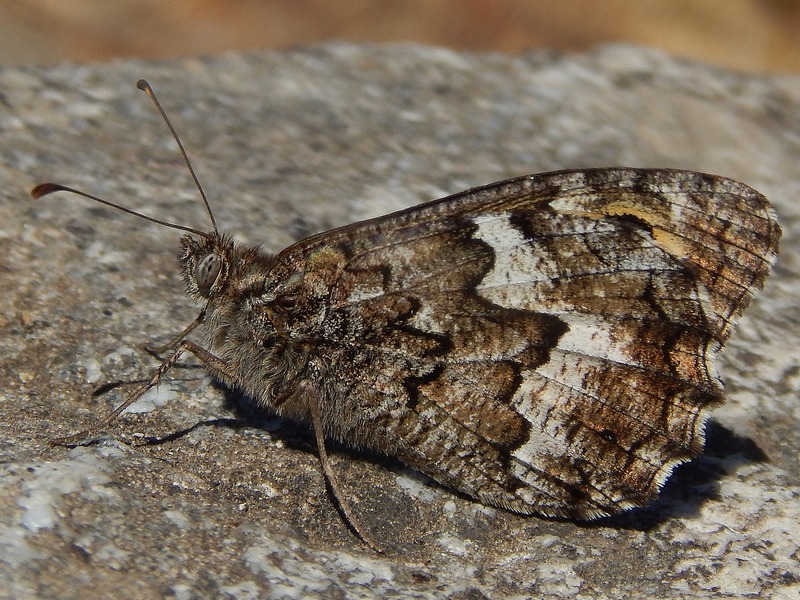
[254,168,779,517]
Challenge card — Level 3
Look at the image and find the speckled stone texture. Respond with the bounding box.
[1,44,798,599]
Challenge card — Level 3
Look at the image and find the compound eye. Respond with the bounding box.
[195,252,222,293]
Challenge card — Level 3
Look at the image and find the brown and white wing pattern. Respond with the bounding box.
[263,168,780,519]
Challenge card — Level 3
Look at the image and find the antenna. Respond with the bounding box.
[137,79,218,235]
[30,183,208,237]
[30,79,219,238]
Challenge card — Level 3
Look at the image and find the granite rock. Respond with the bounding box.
[0,43,798,599]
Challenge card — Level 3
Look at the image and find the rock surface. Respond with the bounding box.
[1,43,798,599]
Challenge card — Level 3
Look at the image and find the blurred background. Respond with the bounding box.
[1,0,798,73]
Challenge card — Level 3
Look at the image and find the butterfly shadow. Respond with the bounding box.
[136,381,387,461]
[583,420,768,532]
[88,373,263,444]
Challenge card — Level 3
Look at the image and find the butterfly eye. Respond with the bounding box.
[195,252,222,292]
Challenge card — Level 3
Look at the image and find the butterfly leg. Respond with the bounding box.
[144,312,205,355]
[304,380,383,553]
[50,339,232,446]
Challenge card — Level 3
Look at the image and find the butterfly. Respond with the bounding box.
[35,81,781,552]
